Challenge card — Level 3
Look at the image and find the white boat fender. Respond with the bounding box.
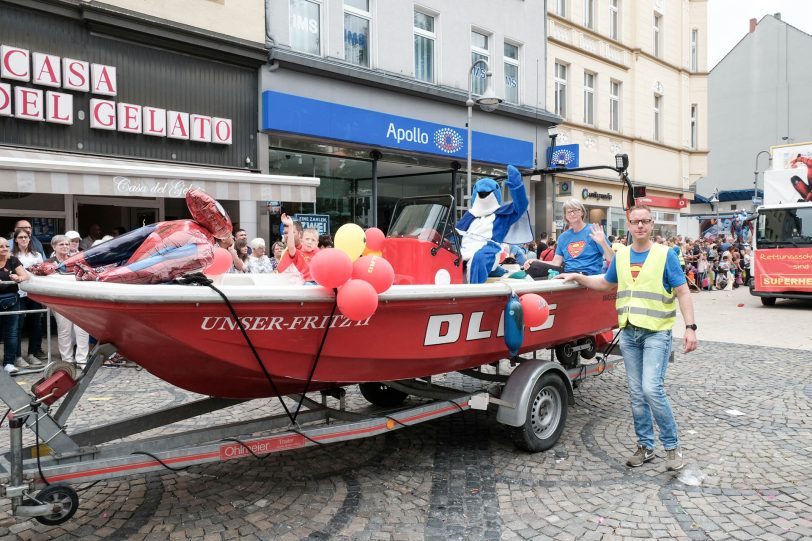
[504,292,524,357]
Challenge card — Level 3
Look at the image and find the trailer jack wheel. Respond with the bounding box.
[578,337,596,360]
[358,382,408,407]
[554,343,580,369]
[509,373,568,452]
[25,484,79,526]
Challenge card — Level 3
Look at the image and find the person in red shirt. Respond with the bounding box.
[278,213,320,282]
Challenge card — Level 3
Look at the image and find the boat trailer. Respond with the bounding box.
[0,342,620,526]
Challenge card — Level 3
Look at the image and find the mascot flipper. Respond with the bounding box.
[456,165,532,284]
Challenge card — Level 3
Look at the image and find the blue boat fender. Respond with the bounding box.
[504,292,524,357]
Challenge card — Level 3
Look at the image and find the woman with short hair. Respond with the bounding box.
[46,235,90,367]
[245,238,276,273]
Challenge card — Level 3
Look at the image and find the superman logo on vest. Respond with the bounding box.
[567,240,586,258]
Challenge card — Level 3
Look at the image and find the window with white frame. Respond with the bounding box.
[344,0,371,67]
[609,0,619,40]
[583,71,595,125]
[584,0,595,29]
[553,0,566,17]
[504,42,519,104]
[609,80,621,131]
[471,30,489,96]
[414,10,435,83]
[654,94,662,141]
[690,104,698,148]
[289,0,321,55]
[653,14,662,57]
[554,62,567,118]
[690,28,698,71]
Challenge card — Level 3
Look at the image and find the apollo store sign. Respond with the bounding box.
[262,91,534,167]
[0,44,232,144]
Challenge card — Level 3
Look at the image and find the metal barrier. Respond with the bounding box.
[0,281,54,365]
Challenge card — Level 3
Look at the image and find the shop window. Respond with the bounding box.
[414,10,436,83]
[471,30,489,96]
[344,0,371,67]
[290,0,321,55]
[504,42,519,104]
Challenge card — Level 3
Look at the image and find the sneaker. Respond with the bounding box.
[13,357,29,368]
[26,354,44,367]
[626,445,655,467]
[3,364,19,375]
[666,447,685,471]
[32,351,49,361]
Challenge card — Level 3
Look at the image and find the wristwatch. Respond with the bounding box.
[685,324,697,331]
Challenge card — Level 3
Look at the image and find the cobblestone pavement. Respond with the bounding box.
[0,338,809,540]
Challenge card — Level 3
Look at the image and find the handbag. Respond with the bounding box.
[0,292,18,311]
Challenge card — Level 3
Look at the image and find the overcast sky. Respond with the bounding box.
[708,0,812,69]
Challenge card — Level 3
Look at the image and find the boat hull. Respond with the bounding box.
[26,276,617,398]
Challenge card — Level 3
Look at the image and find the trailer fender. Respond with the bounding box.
[496,360,574,427]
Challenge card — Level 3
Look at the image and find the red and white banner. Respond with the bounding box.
[753,247,812,292]
[635,195,688,209]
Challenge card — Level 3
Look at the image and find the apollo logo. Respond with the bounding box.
[434,127,463,153]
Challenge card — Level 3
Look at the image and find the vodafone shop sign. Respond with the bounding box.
[0,44,232,145]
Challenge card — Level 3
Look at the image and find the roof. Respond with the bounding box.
[711,14,812,72]
[695,189,763,203]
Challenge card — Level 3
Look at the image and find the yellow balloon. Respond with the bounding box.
[335,224,366,261]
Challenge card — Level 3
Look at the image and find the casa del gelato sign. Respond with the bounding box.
[0,44,232,144]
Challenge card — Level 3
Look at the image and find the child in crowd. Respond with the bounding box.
[278,213,320,282]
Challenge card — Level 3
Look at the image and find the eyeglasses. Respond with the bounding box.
[564,209,582,215]
[629,219,654,226]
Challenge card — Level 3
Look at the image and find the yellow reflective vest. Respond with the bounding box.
[615,243,676,331]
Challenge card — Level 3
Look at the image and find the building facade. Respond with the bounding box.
[0,0,315,248]
[261,0,559,241]
[546,0,707,239]
[698,14,812,204]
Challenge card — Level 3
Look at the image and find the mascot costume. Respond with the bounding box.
[456,164,533,284]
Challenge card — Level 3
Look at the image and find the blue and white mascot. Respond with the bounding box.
[456,164,533,284]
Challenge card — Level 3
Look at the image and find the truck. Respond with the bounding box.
[750,143,812,305]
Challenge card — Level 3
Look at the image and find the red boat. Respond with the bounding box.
[22,195,617,399]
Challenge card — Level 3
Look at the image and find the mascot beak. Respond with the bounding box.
[477,190,495,200]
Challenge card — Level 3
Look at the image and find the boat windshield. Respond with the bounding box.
[757,207,812,248]
[389,200,451,242]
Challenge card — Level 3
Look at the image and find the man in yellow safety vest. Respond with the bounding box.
[558,205,697,471]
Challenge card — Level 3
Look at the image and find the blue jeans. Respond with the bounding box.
[1,298,20,366]
[16,296,44,357]
[619,325,678,451]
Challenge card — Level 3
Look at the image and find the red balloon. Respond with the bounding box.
[365,227,385,251]
[520,293,550,327]
[337,279,378,321]
[352,255,394,294]
[204,247,233,276]
[310,248,353,289]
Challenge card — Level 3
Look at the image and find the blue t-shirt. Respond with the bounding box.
[605,247,686,293]
[554,226,609,275]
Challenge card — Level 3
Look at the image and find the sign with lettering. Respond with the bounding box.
[581,188,613,201]
[262,91,533,167]
[294,213,330,235]
[113,176,202,197]
[0,43,232,144]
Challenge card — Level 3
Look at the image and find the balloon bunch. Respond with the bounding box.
[309,225,394,321]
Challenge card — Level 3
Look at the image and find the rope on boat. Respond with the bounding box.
[177,272,297,425]
[291,294,338,423]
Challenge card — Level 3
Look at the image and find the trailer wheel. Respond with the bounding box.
[761,297,776,306]
[358,382,408,407]
[509,373,568,452]
[29,484,79,525]
[554,343,580,369]
[578,337,596,359]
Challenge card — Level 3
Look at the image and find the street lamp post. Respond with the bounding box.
[547,126,559,236]
[466,59,502,207]
[709,188,720,239]
[753,150,771,210]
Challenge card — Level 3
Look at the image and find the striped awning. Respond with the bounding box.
[0,147,319,202]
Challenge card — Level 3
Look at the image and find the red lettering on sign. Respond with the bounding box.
[91,99,116,129]
[15,87,43,120]
[2,47,29,80]
[64,59,89,91]
[92,64,117,95]
[46,91,72,124]
[33,53,60,86]
[167,111,189,139]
